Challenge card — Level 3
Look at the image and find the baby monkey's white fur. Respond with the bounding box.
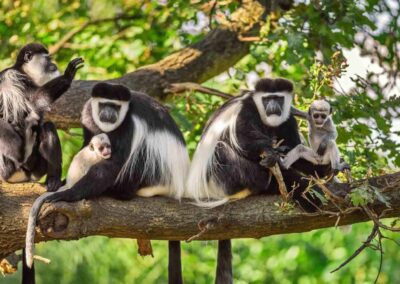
[282,100,348,171]
[25,134,111,268]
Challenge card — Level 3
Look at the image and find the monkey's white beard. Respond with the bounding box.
[22,54,60,86]
[252,92,292,127]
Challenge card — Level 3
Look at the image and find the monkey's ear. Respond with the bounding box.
[308,108,311,115]
[329,106,333,114]
[24,51,33,62]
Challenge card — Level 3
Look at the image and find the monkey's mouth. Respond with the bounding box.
[263,96,284,116]
[47,63,58,73]
[100,145,112,159]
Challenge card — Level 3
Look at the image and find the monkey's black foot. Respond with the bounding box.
[45,177,63,192]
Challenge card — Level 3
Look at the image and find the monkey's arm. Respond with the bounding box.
[31,58,84,111]
[0,120,23,163]
[291,106,309,120]
[44,159,121,202]
[316,132,337,156]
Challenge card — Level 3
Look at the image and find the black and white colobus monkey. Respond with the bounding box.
[187,78,333,283]
[282,99,350,172]
[25,134,112,268]
[0,43,84,190]
[37,82,189,284]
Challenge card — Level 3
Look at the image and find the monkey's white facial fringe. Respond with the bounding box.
[252,92,292,127]
[117,115,190,200]
[0,69,35,124]
[91,98,129,132]
[22,54,60,86]
[186,98,244,206]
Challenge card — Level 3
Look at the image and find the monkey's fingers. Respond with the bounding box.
[64,57,84,80]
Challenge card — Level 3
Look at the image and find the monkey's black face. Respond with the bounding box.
[311,111,329,128]
[262,95,284,116]
[98,103,121,124]
[91,98,130,132]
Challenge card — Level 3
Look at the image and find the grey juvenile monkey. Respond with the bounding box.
[25,133,112,268]
[282,99,349,172]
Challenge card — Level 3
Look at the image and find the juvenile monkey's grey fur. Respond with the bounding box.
[282,100,349,172]
[25,134,111,268]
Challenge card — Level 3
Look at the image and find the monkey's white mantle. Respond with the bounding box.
[1,172,400,259]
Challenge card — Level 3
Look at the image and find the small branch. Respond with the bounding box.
[49,14,140,54]
[137,239,153,257]
[331,224,379,273]
[165,82,233,100]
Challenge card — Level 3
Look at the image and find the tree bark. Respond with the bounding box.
[1,172,399,259]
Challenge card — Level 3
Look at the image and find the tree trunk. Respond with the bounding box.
[1,172,399,259]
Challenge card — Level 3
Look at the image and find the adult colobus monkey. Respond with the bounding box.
[0,43,83,284]
[0,43,83,190]
[187,78,333,283]
[36,82,189,283]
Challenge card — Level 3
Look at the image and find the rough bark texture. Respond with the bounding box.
[1,172,399,259]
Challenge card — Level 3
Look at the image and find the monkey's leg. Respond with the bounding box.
[37,122,62,192]
[328,142,342,171]
[0,120,24,164]
[0,155,19,181]
[282,145,319,169]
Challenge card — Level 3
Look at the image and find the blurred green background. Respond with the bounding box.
[1,0,400,283]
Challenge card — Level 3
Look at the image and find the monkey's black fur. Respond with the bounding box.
[0,43,83,190]
[0,43,83,284]
[200,78,332,283]
[42,83,187,284]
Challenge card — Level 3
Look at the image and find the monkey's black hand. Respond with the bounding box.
[45,176,63,192]
[64,57,84,81]
[317,140,328,156]
[260,151,279,168]
[338,162,351,172]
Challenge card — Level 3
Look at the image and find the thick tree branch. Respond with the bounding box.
[1,172,399,259]
[48,0,292,129]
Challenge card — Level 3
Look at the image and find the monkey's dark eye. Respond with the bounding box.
[320,114,327,119]
[313,114,320,119]
[24,52,33,62]
[98,146,104,152]
[89,144,94,151]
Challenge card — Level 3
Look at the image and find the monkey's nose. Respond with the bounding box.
[102,147,112,159]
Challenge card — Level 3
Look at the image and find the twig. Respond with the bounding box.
[186,216,222,242]
[33,255,51,264]
[208,0,217,29]
[165,82,233,100]
[331,224,379,273]
[363,206,400,232]
[49,14,140,54]
[137,239,153,257]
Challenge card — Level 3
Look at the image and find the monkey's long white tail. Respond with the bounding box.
[190,197,230,209]
[25,192,54,268]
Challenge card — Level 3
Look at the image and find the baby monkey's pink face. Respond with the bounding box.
[89,133,112,159]
[309,100,331,128]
